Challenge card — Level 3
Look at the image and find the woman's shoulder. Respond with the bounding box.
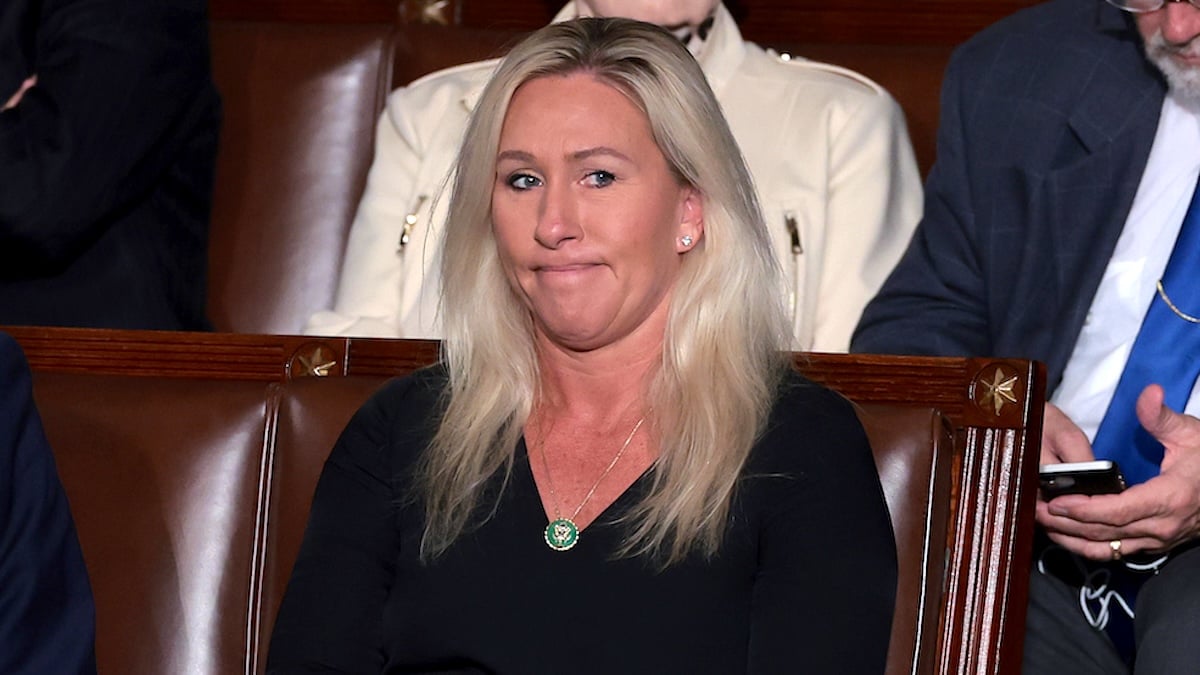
[727,44,904,137]
[334,364,448,462]
[736,369,887,535]
[362,364,447,425]
[772,369,858,424]
[750,369,871,473]
[386,59,497,119]
[733,40,896,108]
[383,59,498,148]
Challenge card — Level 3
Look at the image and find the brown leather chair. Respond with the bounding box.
[392,22,524,84]
[207,20,395,334]
[860,403,954,673]
[13,326,1043,674]
[33,372,275,674]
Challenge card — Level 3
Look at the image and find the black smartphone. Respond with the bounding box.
[1039,460,1127,500]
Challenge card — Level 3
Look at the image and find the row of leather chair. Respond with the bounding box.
[10,325,1045,674]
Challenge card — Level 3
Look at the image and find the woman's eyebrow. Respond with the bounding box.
[496,147,633,165]
[496,149,536,163]
[571,146,632,163]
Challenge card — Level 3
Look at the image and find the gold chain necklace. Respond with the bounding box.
[536,415,645,552]
[1157,280,1200,324]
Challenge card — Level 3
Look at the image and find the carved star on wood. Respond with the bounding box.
[291,343,338,378]
[978,367,1019,416]
[398,0,453,25]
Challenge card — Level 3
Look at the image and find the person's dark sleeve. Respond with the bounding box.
[0,333,97,674]
[266,380,410,674]
[747,385,897,674]
[0,0,214,275]
[851,49,993,357]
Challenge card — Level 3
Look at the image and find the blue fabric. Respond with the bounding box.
[1091,177,1200,486]
[1085,176,1200,663]
[0,333,97,673]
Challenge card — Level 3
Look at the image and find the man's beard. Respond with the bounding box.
[1145,29,1200,110]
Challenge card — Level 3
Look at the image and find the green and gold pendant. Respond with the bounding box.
[544,517,579,551]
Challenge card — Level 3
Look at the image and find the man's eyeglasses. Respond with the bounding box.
[1105,0,1200,13]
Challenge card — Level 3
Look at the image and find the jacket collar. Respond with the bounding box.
[523,3,747,92]
[1040,1,1168,387]
[692,4,747,97]
[459,3,747,111]
[1067,1,1166,153]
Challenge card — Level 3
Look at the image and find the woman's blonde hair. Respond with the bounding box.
[420,17,791,564]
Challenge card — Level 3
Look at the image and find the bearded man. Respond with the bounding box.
[853,0,1200,671]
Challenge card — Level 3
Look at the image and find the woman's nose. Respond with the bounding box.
[533,180,582,249]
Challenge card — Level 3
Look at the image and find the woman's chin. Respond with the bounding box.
[533,314,620,353]
[539,327,611,353]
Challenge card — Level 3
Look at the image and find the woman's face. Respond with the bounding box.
[491,73,702,353]
[575,0,720,30]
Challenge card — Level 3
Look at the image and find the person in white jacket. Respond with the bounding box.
[306,0,922,351]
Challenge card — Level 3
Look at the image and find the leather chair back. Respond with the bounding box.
[860,404,954,673]
[34,373,273,674]
[33,368,391,675]
[207,21,395,333]
[392,22,522,85]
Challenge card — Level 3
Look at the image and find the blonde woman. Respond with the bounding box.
[271,18,895,674]
[305,0,922,352]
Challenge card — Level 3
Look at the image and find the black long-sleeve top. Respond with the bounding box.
[268,367,897,674]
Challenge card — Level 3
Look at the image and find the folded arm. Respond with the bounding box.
[0,0,213,275]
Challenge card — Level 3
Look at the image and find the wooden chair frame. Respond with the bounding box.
[9,325,1044,674]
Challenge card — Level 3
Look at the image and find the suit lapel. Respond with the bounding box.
[1038,7,1165,388]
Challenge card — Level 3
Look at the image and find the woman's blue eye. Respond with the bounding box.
[585,170,615,187]
[507,174,541,190]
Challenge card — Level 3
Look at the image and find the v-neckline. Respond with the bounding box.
[516,436,655,537]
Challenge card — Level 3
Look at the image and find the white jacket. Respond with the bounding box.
[305,3,923,351]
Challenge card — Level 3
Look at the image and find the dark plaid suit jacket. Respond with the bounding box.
[0,333,96,673]
[852,0,1168,395]
[0,0,219,329]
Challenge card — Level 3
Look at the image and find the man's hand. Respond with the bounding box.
[1037,385,1200,560]
[1040,401,1096,466]
[2,76,37,111]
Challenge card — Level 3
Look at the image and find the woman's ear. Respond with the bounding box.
[676,188,704,252]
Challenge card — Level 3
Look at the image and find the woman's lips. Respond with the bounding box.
[534,260,602,273]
